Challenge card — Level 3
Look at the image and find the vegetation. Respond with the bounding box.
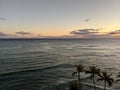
[71,64,119,90]
[70,80,78,90]
[85,66,100,90]
[72,64,84,90]
[97,71,114,90]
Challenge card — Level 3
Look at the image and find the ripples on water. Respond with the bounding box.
[0,38,120,90]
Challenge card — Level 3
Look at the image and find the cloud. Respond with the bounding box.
[15,31,33,36]
[85,18,90,22]
[0,17,6,21]
[0,32,15,38]
[70,29,103,38]
[70,28,120,38]
[70,29,99,35]
[0,31,34,38]
[108,30,120,35]
[0,32,7,36]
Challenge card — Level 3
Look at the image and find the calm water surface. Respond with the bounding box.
[0,38,120,90]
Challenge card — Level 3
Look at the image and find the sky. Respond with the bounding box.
[0,0,120,38]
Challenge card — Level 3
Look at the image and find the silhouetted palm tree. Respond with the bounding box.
[97,71,114,90]
[72,64,84,90]
[85,66,100,90]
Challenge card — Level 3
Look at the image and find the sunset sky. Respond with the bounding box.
[1,0,120,38]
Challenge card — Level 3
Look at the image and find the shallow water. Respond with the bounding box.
[0,38,120,90]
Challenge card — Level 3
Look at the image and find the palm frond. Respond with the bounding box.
[102,71,107,77]
[107,80,114,86]
[108,78,114,82]
[96,69,100,75]
[107,73,113,78]
[75,64,84,72]
[97,78,104,82]
[85,70,91,74]
[98,73,104,78]
[115,79,120,82]
[72,72,77,76]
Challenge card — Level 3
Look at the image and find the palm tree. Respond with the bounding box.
[72,64,84,90]
[97,71,114,90]
[85,66,100,90]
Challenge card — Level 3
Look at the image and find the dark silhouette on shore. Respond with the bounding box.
[85,66,100,90]
[70,64,120,90]
[97,71,114,90]
[72,64,84,90]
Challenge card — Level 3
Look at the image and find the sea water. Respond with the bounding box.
[0,38,120,90]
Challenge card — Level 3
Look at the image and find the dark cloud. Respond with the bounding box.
[0,17,6,20]
[15,31,33,36]
[85,18,90,22]
[70,28,120,38]
[70,29,99,35]
[70,29,102,38]
[108,30,120,35]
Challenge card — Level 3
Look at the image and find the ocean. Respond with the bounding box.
[0,38,120,90]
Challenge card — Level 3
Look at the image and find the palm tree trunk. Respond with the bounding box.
[93,77,96,90]
[78,72,81,90]
[104,80,106,90]
[79,72,82,90]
